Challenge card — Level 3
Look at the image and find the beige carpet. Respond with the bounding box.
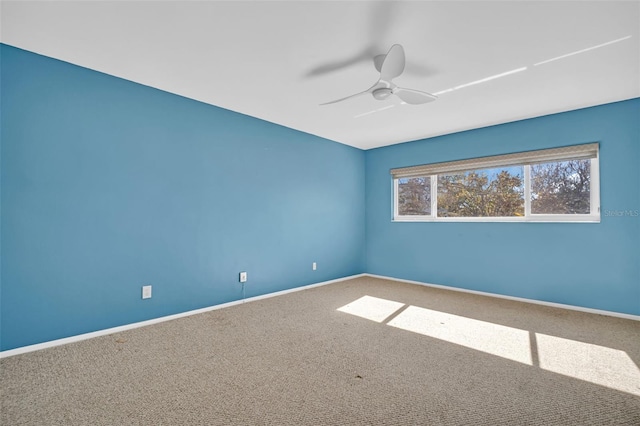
[2,276,639,425]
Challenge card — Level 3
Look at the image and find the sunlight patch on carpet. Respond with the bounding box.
[387,305,533,365]
[536,333,640,396]
[338,295,640,396]
[337,295,405,323]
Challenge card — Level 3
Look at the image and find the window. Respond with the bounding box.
[392,143,599,222]
[530,159,591,214]
[437,166,524,218]
[398,177,431,216]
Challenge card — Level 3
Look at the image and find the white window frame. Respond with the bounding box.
[392,144,600,223]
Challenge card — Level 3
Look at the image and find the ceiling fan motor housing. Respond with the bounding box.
[372,88,393,100]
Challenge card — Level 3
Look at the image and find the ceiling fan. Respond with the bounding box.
[320,44,437,106]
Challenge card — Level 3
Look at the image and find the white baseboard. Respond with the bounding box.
[3,272,635,358]
[0,273,366,359]
[363,273,640,321]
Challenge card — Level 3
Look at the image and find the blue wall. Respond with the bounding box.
[366,99,640,315]
[1,44,638,352]
[0,45,366,351]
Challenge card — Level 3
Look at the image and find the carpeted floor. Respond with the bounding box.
[1,276,639,425]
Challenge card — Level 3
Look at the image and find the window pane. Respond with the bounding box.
[437,166,524,217]
[531,159,590,214]
[398,177,431,215]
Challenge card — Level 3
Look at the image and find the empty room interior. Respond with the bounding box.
[1,1,639,425]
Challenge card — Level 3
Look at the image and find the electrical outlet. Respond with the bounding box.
[239,272,247,283]
[312,262,317,271]
[142,285,152,299]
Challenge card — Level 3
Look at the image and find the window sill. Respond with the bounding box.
[392,215,601,223]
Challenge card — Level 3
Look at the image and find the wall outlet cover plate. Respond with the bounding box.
[142,285,152,299]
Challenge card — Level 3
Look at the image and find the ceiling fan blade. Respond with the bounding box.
[393,87,437,105]
[320,84,377,106]
[373,54,385,72]
[380,44,405,81]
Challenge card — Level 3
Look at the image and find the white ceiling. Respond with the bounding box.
[1,1,639,150]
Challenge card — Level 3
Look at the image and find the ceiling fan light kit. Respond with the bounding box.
[321,44,437,106]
